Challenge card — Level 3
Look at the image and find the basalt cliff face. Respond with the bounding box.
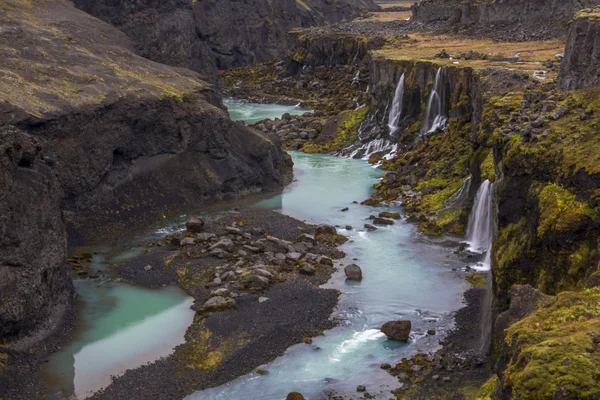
[559,10,600,91]
[0,0,292,343]
[412,0,600,40]
[74,0,378,78]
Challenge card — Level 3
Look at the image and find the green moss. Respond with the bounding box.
[503,288,600,400]
[476,375,500,400]
[466,273,488,289]
[537,183,592,237]
[480,149,496,183]
[303,107,368,153]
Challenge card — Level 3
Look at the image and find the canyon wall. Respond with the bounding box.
[74,0,378,79]
[0,0,292,342]
[413,0,600,40]
[559,10,600,91]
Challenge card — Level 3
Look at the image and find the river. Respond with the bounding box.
[43,99,467,400]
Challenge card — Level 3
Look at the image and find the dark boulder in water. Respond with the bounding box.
[186,216,205,233]
[344,264,363,281]
[381,320,411,341]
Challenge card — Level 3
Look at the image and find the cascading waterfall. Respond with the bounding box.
[465,180,495,270]
[387,73,406,136]
[347,138,398,160]
[421,67,448,135]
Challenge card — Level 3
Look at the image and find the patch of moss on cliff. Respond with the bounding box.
[303,107,368,153]
[537,183,593,237]
[477,375,500,399]
[503,288,600,400]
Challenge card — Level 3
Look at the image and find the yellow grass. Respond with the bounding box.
[363,10,412,22]
[375,33,565,78]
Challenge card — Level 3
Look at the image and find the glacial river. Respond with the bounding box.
[43,101,467,400]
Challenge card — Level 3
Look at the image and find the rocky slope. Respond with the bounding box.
[559,9,600,91]
[0,0,292,347]
[412,0,600,40]
[74,0,378,79]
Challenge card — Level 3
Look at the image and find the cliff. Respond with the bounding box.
[0,0,292,343]
[559,10,600,91]
[74,0,378,77]
[412,0,600,40]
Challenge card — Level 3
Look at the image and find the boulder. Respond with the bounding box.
[210,288,230,297]
[381,320,411,341]
[297,233,316,244]
[246,275,270,290]
[180,237,195,246]
[286,393,305,400]
[364,224,377,231]
[299,264,316,275]
[197,232,216,241]
[210,238,234,252]
[200,296,236,312]
[315,224,337,235]
[344,264,362,281]
[226,226,242,235]
[372,217,394,225]
[379,212,401,220]
[186,216,205,233]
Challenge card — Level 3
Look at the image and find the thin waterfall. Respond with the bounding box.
[465,180,495,270]
[421,67,448,135]
[387,73,406,136]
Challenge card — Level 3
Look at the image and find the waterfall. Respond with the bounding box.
[387,73,405,136]
[421,67,448,135]
[352,71,360,85]
[465,180,495,270]
[345,138,398,160]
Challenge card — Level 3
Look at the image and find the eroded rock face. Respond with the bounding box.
[0,127,74,339]
[413,0,600,40]
[74,0,218,82]
[559,13,600,91]
[74,0,377,74]
[0,0,292,341]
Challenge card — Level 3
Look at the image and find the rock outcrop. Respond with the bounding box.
[412,0,600,40]
[0,127,74,340]
[0,0,292,342]
[559,9,600,91]
[74,0,378,77]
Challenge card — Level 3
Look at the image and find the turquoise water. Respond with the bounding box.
[223,98,310,124]
[43,236,193,399]
[187,113,468,399]
[45,101,467,400]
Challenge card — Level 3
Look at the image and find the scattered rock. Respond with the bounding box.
[550,105,568,120]
[186,216,205,233]
[364,224,377,231]
[143,265,153,271]
[357,385,366,392]
[381,320,411,341]
[246,275,270,290]
[379,211,401,220]
[286,392,306,400]
[226,226,242,235]
[299,264,316,275]
[197,232,216,241]
[180,237,195,246]
[344,264,363,281]
[210,238,234,252]
[200,296,236,312]
[297,233,316,244]
[345,225,352,230]
[210,288,230,297]
[341,207,349,212]
[315,224,337,235]
[372,217,394,225]
[258,296,270,303]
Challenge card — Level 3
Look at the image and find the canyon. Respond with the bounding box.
[1,0,600,399]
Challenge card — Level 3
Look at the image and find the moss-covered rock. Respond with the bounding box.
[502,288,600,400]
